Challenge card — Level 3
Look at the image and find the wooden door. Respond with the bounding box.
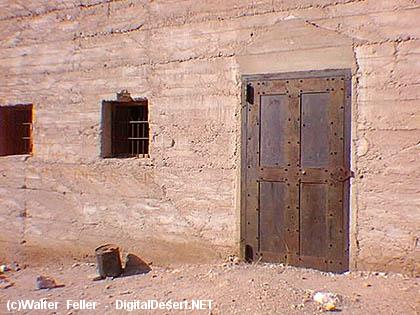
[241,70,351,273]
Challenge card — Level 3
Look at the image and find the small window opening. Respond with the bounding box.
[0,104,33,156]
[101,91,149,158]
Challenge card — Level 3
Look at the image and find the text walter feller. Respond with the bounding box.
[6,299,213,312]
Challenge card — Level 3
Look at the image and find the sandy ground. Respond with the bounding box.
[0,259,419,315]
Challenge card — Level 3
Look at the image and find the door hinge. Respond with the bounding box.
[246,83,254,104]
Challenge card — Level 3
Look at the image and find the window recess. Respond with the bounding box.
[101,91,149,158]
[0,104,33,156]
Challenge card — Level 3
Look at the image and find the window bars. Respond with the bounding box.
[112,103,149,157]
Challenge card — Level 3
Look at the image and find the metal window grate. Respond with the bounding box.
[112,101,149,157]
[0,104,33,156]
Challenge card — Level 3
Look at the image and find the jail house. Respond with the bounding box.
[0,0,419,275]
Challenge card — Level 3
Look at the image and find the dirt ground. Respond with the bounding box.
[0,259,419,315]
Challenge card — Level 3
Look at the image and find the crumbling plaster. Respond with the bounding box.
[0,0,419,274]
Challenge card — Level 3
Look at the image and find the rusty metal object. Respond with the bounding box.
[330,168,353,182]
[95,244,123,278]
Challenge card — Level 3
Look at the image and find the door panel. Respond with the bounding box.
[242,71,351,272]
[300,183,328,257]
[301,93,330,168]
[260,94,288,167]
[259,181,287,253]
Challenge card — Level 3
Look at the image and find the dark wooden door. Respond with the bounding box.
[241,70,351,272]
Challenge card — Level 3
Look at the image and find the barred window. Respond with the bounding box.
[101,92,149,158]
[0,104,33,156]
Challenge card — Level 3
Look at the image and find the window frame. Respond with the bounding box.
[101,92,149,158]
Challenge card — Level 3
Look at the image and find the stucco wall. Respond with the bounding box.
[0,0,419,274]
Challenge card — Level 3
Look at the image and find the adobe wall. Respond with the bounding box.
[0,0,418,274]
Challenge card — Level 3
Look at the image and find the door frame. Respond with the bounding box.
[240,69,352,269]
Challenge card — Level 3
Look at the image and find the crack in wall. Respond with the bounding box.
[352,41,361,270]
[74,23,145,39]
[10,168,214,243]
[381,141,420,160]
[3,4,418,51]
[353,37,419,47]
[147,175,212,241]
[0,0,126,21]
[0,0,367,25]
[3,38,418,80]
[304,19,359,43]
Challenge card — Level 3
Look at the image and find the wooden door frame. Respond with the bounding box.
[240,69,352,269]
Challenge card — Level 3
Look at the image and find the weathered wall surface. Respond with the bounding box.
[0,0,419,274]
